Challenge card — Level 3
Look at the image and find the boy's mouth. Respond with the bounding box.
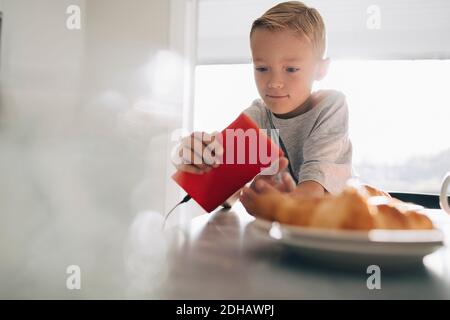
[266,94,289,99]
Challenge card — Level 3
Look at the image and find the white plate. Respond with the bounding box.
[251,218,445,269]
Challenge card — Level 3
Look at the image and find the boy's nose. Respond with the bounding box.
[268,81,284,89]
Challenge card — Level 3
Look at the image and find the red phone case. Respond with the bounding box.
[172,113,284,212]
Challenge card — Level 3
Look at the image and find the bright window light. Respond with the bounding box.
[194,60,450,193]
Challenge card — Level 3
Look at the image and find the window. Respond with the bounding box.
[0,11,3,69]
[194,60,450,194]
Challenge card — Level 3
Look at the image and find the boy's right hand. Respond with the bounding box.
[172,131,224,175]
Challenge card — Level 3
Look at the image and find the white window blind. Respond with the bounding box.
[197,0,450,64]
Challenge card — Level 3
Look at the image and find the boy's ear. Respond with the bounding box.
[315,58,330,81]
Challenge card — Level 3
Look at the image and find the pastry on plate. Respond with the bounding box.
[256,185,434,231]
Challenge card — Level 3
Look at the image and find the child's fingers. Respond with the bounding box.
[271,156,289,174]
[282,171,296,192]
[242,185,257,197]
[239,188,251,205]
[255,179,280,194]
[259,174,277,184]
[198,132,223,166]
[239,191,249,206]
[260,156,289,176]
[278,157,289,172]
[178,149,215,175]
[250,175,276,192]
[241,186,259,202]
[201,146,217,166]
[182,133,217,167]
[240,187,258,214]
[203,133,224,166]
[181,133,205,159]
[255,179,267,191]
[179,146,209,170]
[206,131,224,165]
[240,199,255,216]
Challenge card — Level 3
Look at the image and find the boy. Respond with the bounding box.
[174,1,353,215]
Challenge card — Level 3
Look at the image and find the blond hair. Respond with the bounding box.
[250,1,326,58]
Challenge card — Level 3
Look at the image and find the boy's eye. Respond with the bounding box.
[286,67,300,73]
[255,67,268,72]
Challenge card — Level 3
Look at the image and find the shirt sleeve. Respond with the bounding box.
[298,93,353,194]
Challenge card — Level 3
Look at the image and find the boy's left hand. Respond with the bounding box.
[240,179,285,218]
[250,157,296,194]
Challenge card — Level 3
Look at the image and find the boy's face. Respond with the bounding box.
[250,29,327,114]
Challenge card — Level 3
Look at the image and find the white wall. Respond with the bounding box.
[80,0,180,216]
[0,0,189,298]
[0,0,86,129]
[0,0,184,214]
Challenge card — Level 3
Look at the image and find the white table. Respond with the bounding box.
[2,198,449,299]
[146,202,450,299]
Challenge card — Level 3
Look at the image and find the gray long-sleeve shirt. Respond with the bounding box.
[244,89,353,195]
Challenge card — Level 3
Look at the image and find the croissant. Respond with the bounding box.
[260,186,434,231]
[374,204,433,230]
[309,188,376,230]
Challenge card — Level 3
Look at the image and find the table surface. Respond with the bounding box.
[145,202,450,299]
[2,198,449,299]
